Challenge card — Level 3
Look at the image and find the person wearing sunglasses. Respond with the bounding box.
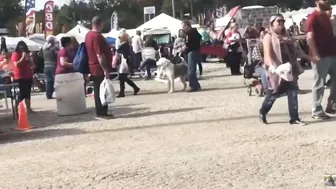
[259,14,309,126]
[306,0,336,119]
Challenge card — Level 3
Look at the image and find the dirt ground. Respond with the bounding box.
[0,63,335,189]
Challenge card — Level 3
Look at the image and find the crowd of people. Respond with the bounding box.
[0,16,205,120]
[254,0,336,125]
[193,0,336,125]
[0,0,336,125]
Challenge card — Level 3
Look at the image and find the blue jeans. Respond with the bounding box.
[140,58,156,78]
[187,50,201,89]
[254,66,268,91]
[312,56,336,115]
[135,52,142,69]
[44,67,55,99]
[260,81,299,121]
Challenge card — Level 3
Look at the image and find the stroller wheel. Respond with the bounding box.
[258,89,264,97]
[255,88,259,95]
[248,87,252,96]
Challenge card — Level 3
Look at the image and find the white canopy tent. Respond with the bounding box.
[136,13,182,36]
[103,29,119,38]
[126,29,137,37]
[55,33,68,41]
[66,24,90,43]
[28,33,46,46]
[3,36,42,52]
[282,5,336,29]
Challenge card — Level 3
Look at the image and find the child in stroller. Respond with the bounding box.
[243,39,267,96]
[243,61,266,96]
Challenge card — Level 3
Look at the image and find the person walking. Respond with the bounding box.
[259,14,307,126]
[116,30,140,98]
[182,20,202,92]
[306,0,336,119]
[85,16,113,119]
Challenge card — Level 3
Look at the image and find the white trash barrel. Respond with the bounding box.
[54,72,87,116]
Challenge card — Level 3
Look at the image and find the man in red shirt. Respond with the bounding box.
[306,0,336,120]
[85,16,113,119]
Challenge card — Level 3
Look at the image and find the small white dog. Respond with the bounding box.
[156,57,188,93]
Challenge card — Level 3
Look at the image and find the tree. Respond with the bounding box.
[0,0,23,26]
[0,0,23,34]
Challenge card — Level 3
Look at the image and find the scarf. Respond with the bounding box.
[266,30,302,92]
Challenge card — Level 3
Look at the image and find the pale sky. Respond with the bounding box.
[22,0,71,10]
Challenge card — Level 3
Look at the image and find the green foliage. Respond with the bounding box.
[0,0,23,34]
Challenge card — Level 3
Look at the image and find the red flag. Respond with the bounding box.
[215,6,240,27]
[227,6,240,17]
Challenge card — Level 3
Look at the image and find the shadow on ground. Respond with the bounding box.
[118,107,203,118]
[201,74,231,80]
[298,89,312,95]
[0,128,87,144]
[139,86,246,96]
[91,111,329,133]
[0,104,147,129]
[1,110,334,144]
[0,107,201,144]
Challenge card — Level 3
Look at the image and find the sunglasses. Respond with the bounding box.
[276,19,286,23]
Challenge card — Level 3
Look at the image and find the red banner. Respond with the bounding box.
[44,1,54,37]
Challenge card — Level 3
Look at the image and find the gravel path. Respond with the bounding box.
[0,63,335,189]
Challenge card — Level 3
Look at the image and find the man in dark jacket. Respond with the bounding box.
[182,20,202,92]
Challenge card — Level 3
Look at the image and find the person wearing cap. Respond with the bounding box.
[259,14,309,126]
[306,0,336,119]
[43,35,59,99]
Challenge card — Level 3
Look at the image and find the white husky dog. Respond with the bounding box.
[156,57,188,93]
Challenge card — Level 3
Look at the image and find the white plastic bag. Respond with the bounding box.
[99,78,116,106]
[275,62,294,81]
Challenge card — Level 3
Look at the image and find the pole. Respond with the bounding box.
[23,0,27,37]
[73,0,76,25]
[190,0,193,19]
[172,0,175,18]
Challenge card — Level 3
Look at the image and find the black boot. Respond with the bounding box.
[134,87,140,95]
[117,93,125,98]
[118,78,125,98]
[126,78,140,95]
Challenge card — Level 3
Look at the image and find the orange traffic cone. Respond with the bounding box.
[15,102,31,131]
